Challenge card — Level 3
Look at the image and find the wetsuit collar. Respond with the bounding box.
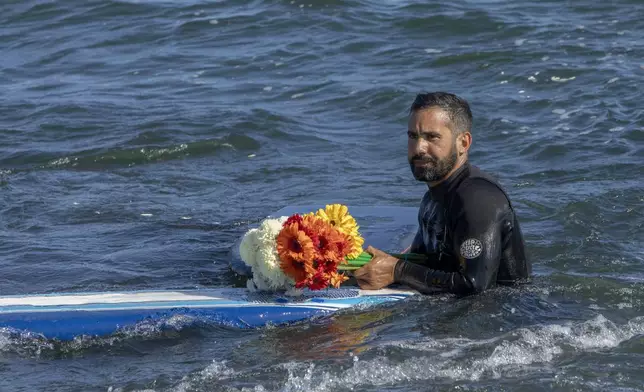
[429,161,470,204]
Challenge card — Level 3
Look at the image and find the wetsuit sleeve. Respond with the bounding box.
[394,178,509,295]
[407,205,444,270]
[408,228,426,254]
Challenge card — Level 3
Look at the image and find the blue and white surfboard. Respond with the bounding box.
[0,206,419,340]
[0,288,416,340]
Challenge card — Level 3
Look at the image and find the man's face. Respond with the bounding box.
[407,107,458,183]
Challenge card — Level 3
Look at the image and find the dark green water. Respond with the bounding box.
[0,0,642,391]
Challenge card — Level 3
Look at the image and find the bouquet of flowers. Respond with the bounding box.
[238,204,366,292]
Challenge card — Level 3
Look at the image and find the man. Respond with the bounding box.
[355,92,531,295]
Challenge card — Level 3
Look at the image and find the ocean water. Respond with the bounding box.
[1,0,643,391]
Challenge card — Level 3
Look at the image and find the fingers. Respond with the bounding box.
[356,278,377,290]
[352,265,368,280]
[354,266,374,290]
[365,245,384,257]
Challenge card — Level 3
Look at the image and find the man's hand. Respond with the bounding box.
[354,246,399,290]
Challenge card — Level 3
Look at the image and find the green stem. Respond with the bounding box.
[340,251,429,271]
[337,266,362,271]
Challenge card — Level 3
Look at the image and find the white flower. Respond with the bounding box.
[238,216,294,292]
[251,272,272,291]
[255,217,287,247]
[253,247,293,290]
[239,228,260,268]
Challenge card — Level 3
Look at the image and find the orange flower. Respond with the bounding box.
[329,272,349,288]
[300,214,322,249]
[320,258,338,274]
[301,214,327,234]
[308,268,330,290]
[282,258,313,283]
[317,227,344,263]
[302,215,349,263]
[335,232,354,261]
[276,223,316,281]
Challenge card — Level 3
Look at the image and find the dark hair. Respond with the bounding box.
[409,92,472,135]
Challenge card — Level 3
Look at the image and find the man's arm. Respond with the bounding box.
[408,228,425,254]
[394,179,508,295]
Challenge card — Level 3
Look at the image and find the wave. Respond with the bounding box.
[0,313,244,359]
[0,134,260,171]
[134,314,643,392]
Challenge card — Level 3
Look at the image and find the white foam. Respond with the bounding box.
[424,48,442,54]
[47,157,72,167]
[607,77,619,84]
[275,315,644,390]
[172,360,237,392]
[140,315,643,392]
[514,39,526,46]
[551,76,576,82]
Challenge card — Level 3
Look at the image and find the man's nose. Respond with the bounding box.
[410,138,429,155]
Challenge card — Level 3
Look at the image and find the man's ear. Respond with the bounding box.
[458,132,472,155]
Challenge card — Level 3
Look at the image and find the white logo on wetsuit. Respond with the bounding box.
[460,238,483,259]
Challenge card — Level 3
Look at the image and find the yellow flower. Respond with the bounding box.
[347,234,364,259]
[316,204,357,233]
[315,204,364,259]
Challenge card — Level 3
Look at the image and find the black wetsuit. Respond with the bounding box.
[394,162,531,295]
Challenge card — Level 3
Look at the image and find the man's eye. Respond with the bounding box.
[423,134,439,141]
[408,132,418,139]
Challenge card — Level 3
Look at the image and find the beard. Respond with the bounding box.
[409,146,458,183]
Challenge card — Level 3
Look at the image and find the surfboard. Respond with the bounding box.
[0,205,420,340]
[0,287,416,340]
